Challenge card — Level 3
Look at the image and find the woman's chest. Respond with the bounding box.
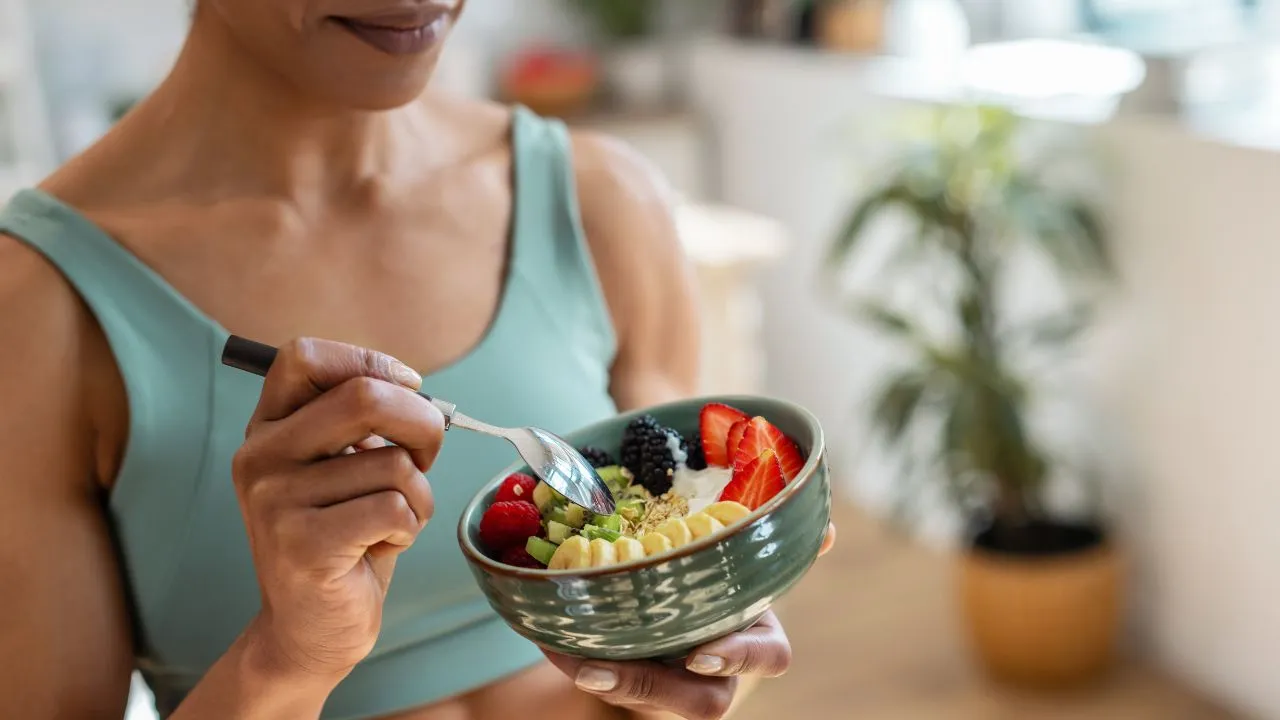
[98,189,516,375]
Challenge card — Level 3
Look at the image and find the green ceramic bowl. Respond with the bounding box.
[457,395,831,661]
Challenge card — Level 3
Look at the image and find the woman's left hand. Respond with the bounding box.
[544,523,837,720]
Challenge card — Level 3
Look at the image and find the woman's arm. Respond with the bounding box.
[0,238,137,718]
[0,238,339,719]
[572,131,701,411]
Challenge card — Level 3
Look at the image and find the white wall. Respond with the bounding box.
[689,39,1280,718]
[689,41,964,537]
[1094,119,1280,719]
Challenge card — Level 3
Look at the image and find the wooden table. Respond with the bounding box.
[735,500,1239,720]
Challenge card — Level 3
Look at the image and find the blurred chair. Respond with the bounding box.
[675,202,787,397]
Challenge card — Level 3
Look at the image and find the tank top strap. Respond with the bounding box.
[507,106,617,364]
[0,188,222,349]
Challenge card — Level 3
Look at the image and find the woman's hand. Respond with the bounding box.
[545,523,837,720]
[230,337,444,685]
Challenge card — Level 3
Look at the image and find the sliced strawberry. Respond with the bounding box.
[733,416,806,481]
[726,419,750,463]
[719,450,786,510]
[699,403,749,467]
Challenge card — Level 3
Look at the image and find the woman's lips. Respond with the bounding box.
[333,11,448,55]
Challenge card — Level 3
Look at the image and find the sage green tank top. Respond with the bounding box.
[0,107,618,720]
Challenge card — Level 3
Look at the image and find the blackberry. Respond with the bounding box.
[685,432,707,471]
[620,414,685,496]
[578,446,616,469]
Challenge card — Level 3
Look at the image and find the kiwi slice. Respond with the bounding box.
[526,537,558,566]
[562,504,588,529]
[615,498,645,523]
[532,482,565,512]
[582,524,623,543]
[547,521,575,545]
[593,513,624,533]
[595,465,633,495]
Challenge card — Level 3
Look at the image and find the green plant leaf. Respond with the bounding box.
[1010,304,1095,347]
[565,0,655,39]
[822,101,1108,528]
[1005,176,1110,279]
[1067,200,1112,275]
[940,384,979,471]
[853,299,918,338]
[826,182,909,269]
[871,371,930,446]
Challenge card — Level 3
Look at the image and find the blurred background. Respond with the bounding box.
[4,0,1278,718]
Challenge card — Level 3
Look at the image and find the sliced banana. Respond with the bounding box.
[548,535,590,570]
[546,500,757,570]
[613,536,647,562]
[640,531,674,556]
[588,538,617,568]
[656,518,694,548]
[685,512,726,540]
[703,501,752,526]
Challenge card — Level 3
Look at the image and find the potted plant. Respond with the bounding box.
[825,104,1121,688]
[563,0,672,111]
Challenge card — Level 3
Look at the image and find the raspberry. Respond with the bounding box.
[479,500,541,553]
[500,546,544,569]
[494,472,538,503]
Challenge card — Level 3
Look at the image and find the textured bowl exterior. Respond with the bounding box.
[458,395,831,661]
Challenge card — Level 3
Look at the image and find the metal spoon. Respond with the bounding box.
[220,335,616,515]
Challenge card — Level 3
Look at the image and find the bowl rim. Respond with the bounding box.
[456,394,826,580]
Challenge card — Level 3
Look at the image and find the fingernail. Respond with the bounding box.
[390,361,422,390]
[688,654,726,675]
[575,666,619,692]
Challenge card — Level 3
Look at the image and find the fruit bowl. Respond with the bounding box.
[456,395,831,661]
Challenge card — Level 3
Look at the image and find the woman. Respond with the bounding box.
[0,2,834,719]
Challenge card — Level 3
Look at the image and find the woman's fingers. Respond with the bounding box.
[544,612,796,720]
[352,435,387,451]
[253,375,444,469]
[251,337,423,424]
[308,490,424,556]
[684,611,792,678]
[546,654,738,720]
[819,522,837,557]
[289,446,435,524]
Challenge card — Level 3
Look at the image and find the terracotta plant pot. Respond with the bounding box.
[959,521,1124,689]
[817,0,887,53]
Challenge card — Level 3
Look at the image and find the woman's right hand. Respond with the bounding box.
[230,337,443,684]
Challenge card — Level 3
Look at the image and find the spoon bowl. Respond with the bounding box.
[445,413,614,515]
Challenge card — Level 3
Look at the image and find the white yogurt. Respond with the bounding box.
[672,466,733,515]
[665,432,689,465]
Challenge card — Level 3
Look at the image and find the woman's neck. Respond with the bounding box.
[119,9,439,206]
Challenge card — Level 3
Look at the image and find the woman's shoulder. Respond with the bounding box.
[0,231,124,472]
[568,126,684,274]
[0,225,130,486]
[562,126,696,373]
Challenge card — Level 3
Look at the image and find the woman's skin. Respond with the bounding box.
[0,1,835,719]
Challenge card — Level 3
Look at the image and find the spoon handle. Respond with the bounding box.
[220,335,458,427]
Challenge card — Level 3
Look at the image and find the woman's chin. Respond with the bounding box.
[300,74,437,112]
